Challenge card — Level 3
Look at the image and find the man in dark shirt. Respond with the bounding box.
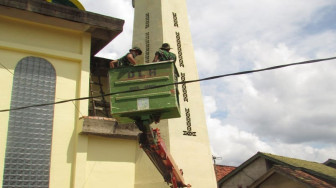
[152,43,176,63]
[110,47,142,68]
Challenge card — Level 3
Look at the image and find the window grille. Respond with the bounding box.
[3,56,56,188]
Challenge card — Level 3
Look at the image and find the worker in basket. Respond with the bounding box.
[110,47,142,68]
[152,43,176,63]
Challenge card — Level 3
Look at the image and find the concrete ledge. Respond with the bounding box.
[80,116,140,140]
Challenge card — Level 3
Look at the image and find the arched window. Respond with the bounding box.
[3,57,56,188]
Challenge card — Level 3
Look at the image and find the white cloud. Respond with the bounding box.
[188,0,334,43]
[217,55,336,144]
[203,96,217,115]
[81,0,134,59]
[296,30,336,58]
[195,48,220,75]
[204,96,336,166]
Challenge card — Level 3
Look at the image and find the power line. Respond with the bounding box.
[56,97,84,118]
[0,56,335,113]
[71,101,84,118]
[0,62,14,75]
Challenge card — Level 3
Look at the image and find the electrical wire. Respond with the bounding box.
[0,62,14,75]
[71,101,84,118]
[0,56,335,113]
[57,97,84,118]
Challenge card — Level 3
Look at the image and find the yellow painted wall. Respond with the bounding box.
[84,136,137,188]
[72,133,137,188]
[0,16,82,54]
[0,14,91,188]
[0,12,139,188]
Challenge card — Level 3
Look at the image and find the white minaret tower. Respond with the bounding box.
[132,0,217,187]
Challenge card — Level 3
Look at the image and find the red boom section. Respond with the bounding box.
[140,128,191,188]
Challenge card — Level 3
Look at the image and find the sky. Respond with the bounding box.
[80,0,336,166]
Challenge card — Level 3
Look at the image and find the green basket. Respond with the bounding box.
[109,61,180,123]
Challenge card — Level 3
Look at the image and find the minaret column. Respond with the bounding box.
[132,0,217,187]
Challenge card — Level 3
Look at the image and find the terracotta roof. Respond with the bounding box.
[276,166,336,188]
[215,165,236,181]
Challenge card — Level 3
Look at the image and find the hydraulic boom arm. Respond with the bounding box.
[136,116,191,188]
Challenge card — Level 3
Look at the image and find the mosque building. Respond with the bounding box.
[0,0,217,187]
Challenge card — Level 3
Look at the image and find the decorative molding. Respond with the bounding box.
[145,12,149,29]
[181,73,188,102]
[183,108,196,136]
[175,32,184,67]
[145,32,150,63]
[172,12,178,27]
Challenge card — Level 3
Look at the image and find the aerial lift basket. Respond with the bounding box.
[109,61,181,123]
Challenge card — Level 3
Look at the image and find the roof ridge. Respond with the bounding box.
[259,152,320,164]
[215,164,236,168]
[218,152,336,185]
[325,159,336,164]
[259,152,336,182]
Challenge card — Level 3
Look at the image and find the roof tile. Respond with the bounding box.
[274,166,336,188]
[215,165,236,181]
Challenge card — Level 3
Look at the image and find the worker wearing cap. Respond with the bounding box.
[152,43,176,63]
[110,47,143,68]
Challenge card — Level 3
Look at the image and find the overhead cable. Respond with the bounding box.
[0,56,335,113]
[0,62,14,75]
